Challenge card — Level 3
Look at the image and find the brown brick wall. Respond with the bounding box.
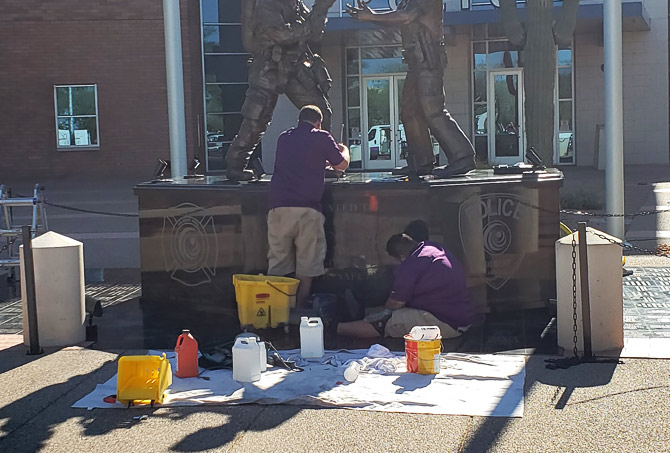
[0,0,203,179]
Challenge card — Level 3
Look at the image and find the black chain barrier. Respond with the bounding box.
[1,236,19,253]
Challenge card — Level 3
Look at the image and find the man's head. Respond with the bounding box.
[298,105,323,129]
[404,219,429,242]
[386,233,418,262]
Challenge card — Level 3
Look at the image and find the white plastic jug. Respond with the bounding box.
[300,316,324,360]
[409,325,442,341]
[236,333,267,372]
[232,336,262,382]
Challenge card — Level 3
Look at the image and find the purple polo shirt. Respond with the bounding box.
[390,241,474,329]
[269,122,344,212]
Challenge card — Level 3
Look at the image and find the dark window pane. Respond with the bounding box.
[202,0,241,24]
[347,77,360,107]
[474,103,488,135]
[558,49,572,67]
[361,47,406,74]
[559,101,572,131]
[488,41,518,69]
[473,42,486,70]
[347,108,361,143]
[56,87,70,115]
[207,142,229,171]
[558,67,572,99]
[57,117,97,146]
[474,135,488,165]
[206,84,247,114]
[203,25,244,53]
[474,71,486,102]
[207,114,243,141]
[71,86,96,115]
[204,55,249,83]
[347,48,359,75]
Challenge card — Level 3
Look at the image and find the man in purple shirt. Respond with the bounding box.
[268,105,350,307]
[337,233,474,338]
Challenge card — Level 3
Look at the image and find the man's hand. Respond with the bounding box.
[346,0,375,22]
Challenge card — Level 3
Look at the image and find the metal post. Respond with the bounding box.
[577,222,593,358]
[604,0,625,239]
[163,0,188,179]
[22,226,42,355]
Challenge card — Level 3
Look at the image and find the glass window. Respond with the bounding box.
[361,47,406,74]
[347,77,360,108]
[557,49,572,67]
[347,48,360,75]
[559,101,573,132]
[203,25,244,53]
[204,55,249,83]
[205,84,247,114]
[347,108,361,143]
[207,142,229,171]
[54,85,99,148]
[558,67,572,99]
[474,71,486,102]
[201,0,241,24]
[488,41,518,69]
[473,43,486,70]
[474,103,488,135]
[207,114,243,142]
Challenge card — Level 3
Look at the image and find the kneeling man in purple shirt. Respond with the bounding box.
[337,233,474,338]
[267,105,350,307]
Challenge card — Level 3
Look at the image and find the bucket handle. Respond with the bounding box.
[266,281,296,297]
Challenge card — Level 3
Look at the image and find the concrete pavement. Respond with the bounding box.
[0,336,669,452]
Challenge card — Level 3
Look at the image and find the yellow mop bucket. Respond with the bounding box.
[404,335,442,374]
[232,274,299,329]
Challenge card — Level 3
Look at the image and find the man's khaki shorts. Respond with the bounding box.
[384,307,461,339]
[267,207,326,277]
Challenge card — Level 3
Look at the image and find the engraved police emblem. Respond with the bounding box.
[459,193,529,290]
[162,203,217,287]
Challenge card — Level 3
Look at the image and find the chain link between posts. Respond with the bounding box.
[0,236,18,253]
[571,236,579,358]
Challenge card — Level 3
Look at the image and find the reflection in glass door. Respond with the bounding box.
[362,75,406,170]
[488,70,524,165]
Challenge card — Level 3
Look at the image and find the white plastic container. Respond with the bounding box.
[409,326,441,341]
[343,361,361,382]
[232,336,261,382]
[20,232,86,347]
[300,316,324,360]
[236,333,267,372]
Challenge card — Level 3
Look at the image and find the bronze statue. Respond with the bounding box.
[226,0,337,181]
[347,0,476,177]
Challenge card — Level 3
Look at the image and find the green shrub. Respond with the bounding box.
[561,190,604,210]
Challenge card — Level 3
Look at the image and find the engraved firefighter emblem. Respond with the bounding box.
[162,203,217,287]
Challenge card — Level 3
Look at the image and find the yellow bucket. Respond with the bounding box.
[232,274,299,329]
[117,353,172,406]
[404,335,442,374]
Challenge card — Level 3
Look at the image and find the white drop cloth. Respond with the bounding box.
[73,350,526,417]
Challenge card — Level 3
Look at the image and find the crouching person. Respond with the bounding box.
[337,233,474,338]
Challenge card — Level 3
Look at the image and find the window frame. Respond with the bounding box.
[53,84,100,151]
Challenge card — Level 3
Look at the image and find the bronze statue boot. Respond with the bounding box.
[226,168,255,182]
[433,156,476,178]
[391,165,434,177]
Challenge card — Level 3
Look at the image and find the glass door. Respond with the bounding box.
[362,76,405,170]
[488,69,524,165]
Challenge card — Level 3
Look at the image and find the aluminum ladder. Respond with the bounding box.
[0,184,49,268]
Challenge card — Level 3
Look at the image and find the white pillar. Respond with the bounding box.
[163,0,188,179]
[604,0,625,239]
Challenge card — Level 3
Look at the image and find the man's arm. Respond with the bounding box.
[331,144,350,172]
[385,298,406,310]
[257,0,333,46]
[346,0,421,26]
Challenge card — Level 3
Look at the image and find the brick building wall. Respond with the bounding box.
[0,0,204,179]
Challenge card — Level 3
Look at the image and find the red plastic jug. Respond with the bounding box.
[175,329,199,378]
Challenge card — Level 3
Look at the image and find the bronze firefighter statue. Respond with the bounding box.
[226,0,337,182]
[347,0,476,177]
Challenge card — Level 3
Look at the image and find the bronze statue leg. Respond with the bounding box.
[284,74,332,132]
[400,71,435,172]
[416,69,476,172]
[225,85,279,180]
